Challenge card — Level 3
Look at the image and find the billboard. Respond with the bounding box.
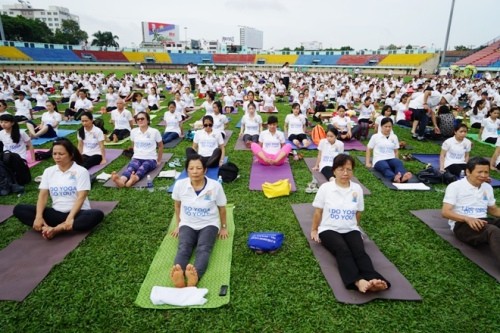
[142,22,179,43]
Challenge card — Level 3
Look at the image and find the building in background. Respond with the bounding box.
[1,2,79,33]
[301,41,323,50]
[239,26,263,50]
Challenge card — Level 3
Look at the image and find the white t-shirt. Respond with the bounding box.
[443,178,495,230]
[147,94,160,107]
[132,100,149,115]
[262,94,275,107]
[41,111,61,128]
[358,104,374,120]
[40,162,91,213]
[375,115,395,134]
[223,95,236,107]
[194,130,224,157]
[285,114,306,136]
[212,113,228,135]
[0,130,31,160]
[258,129,285,155]
[131,127,162,160]
[330,116,352,132]
[200,101,214,115]
[172,177,227,230]
[106,93,118,108]
[35,93,48,107]
[317,138,344,171]
[74,98,93,111]
[466,109,486,126]
[110,109,133,131]
[367,132,399,166]
[78,125,104,156]
[480,117,500,141]
[241,114,262,136]
[441,137,472,168]
[15,99,32,118]
[394,102,407,122]
[312,181,364,234]
[243,100,260,115]
[163,111,182,135]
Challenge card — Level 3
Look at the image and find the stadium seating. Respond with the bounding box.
[168,53,213,64]
[212,54,256,64]
[378,53,434,66]
[490,60,500,68]
[454,41,500,66]
[0,46,31,60]
[73,50,129,62]
[294,55,342,66]
[122,51,171,63]
[18,47,81,62]
[336,55,380,66]
[254,55,299,65]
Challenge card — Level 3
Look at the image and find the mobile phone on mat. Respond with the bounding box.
[219,285,228,296]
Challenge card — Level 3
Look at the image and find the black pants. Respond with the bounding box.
[445,163,465,178]
[189,78,196,92]
[411,108,428,137]
[82,154,103,170]
[319,230,390,290]
[109,129,130,141]
[186,147,222,168]
[242,134,259,144]
[454,218,500,263]
[13,204,104,231]
[320,166,333,181]
[484,137,497,144]
[283,77,290,91]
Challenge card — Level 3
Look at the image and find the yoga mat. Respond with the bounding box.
[234,137,250,151]
[31,129,76,146]
[0,205,14,224]
[26,149,49,168]
[104,137,130,146]
[466,133,496,148]
[235,119,241,128]
[411,209,499,283]
[303,157,371,195]
[292,203,422,304]
[87,149,122,175]
[167,157,228,193]
[343,139,367,151]
[135,205,235,309]
[357,156,428,190]
[0,201,118,301]
[223,130,233,146]
[412,154,500,188]
[285,139,317,150]
[103,153,172,188]
[162,136,183,149]
[249,160,297,191]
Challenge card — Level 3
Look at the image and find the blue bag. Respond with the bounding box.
[247,232,284,252]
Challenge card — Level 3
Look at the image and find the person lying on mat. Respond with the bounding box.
[284,103,310,149]
[13,138,104,240]
[77,112,107,169]
[239,101,262,148]
[442,157,500,264]
[365,118,412,183]
[111,112,163,187]
[439,123,471,178]
[170,154,228,288]
[251,115,292,166]
[313,127,344,181]
[311,154,390,293]
[186,115,225,168]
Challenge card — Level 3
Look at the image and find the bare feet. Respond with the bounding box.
[367,279,389,292]
[355,279,371,293]
[41,223,70,240]
[393,172,402,183]
[112,134,118,143]
[170,264,186,288]
[293,139,302,148]
[125,172,139,187]
[303,140,311,148]
[401,172,412,183]
[185,264,199,287]
[111,172,126,188]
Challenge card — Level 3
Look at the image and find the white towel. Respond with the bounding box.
[150,286,209,306]
[96,172,111,182]
[158,170,181,178]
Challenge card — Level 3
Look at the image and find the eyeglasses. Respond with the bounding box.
[203,123,213,127]
[136,118,146,121]
[336,168,353,174]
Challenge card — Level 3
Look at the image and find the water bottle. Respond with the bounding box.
[147,175,154,192]
[218,175,223,185]
[459,170,465,179]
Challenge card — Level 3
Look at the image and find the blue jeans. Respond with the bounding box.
[174,225,219,279]
[162,131,179,144]
[374,158,406,181]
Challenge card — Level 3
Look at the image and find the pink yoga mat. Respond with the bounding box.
[0,205,15,224]
[249,160,296,191]
[26,149,50,168]
[0,201,118,301]
[342,139,366,151]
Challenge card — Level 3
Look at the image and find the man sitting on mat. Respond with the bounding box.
[170,154,229,287]
[442,157,500,264]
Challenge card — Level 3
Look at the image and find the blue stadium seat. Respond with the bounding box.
[168,53,213,65]
[295,55,342,66]
[18,47,81,62]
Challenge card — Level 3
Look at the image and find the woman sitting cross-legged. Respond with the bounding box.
[186,115,225,168]
[312,127,345,181]
[251,115,292,166]
[170,154,228,287]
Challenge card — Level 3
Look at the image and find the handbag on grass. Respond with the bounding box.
[261,179,291,198]
[247,232,284,253]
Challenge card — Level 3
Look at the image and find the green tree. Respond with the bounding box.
[281,47,291,51]
[53,20,88,45]
[387,44,398,50]
[339,46,354,51]
[91,31,119,48]
[1,15,53,43]
[454,45,471,51]
[406,44,413,49]
[294,46,304,51]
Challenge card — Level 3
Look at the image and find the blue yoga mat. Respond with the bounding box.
[167,157,228,193]
[235,120,241,128]
[31,129,76,146]
[412,153,500,187]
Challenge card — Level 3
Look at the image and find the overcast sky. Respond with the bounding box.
[2,0,499,50]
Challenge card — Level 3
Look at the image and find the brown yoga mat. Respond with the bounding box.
[303,158,371,195]
[411,209,499,283]
[0,201,118,301]
[103,153,172,188]
[0,205,15,224]
[292,203,422,304]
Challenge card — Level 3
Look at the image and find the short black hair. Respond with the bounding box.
[466,157,489,173]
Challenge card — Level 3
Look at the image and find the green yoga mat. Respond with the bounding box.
[466,133,496,148]
[135,204,235,309]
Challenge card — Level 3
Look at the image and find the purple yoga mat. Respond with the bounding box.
[87,149,122,175]
[0,205,15,224]
[285,139,317,150]
[103,153,172,188]
[249,160,296,191]
[0,201,118,301]
[303,158,371,195]
[234,137,250,151]
[292,203,422,304]
[343,139,366,151]
[411,209,499,283]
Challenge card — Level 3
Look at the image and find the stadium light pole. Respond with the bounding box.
[439,0,455,68]
[0,15,5,41]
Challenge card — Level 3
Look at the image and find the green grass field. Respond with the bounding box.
[1,86,499,333]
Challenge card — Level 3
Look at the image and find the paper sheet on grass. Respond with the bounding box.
[410,209,500,283]
[292,203,422,304]
[135,205,235,309]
